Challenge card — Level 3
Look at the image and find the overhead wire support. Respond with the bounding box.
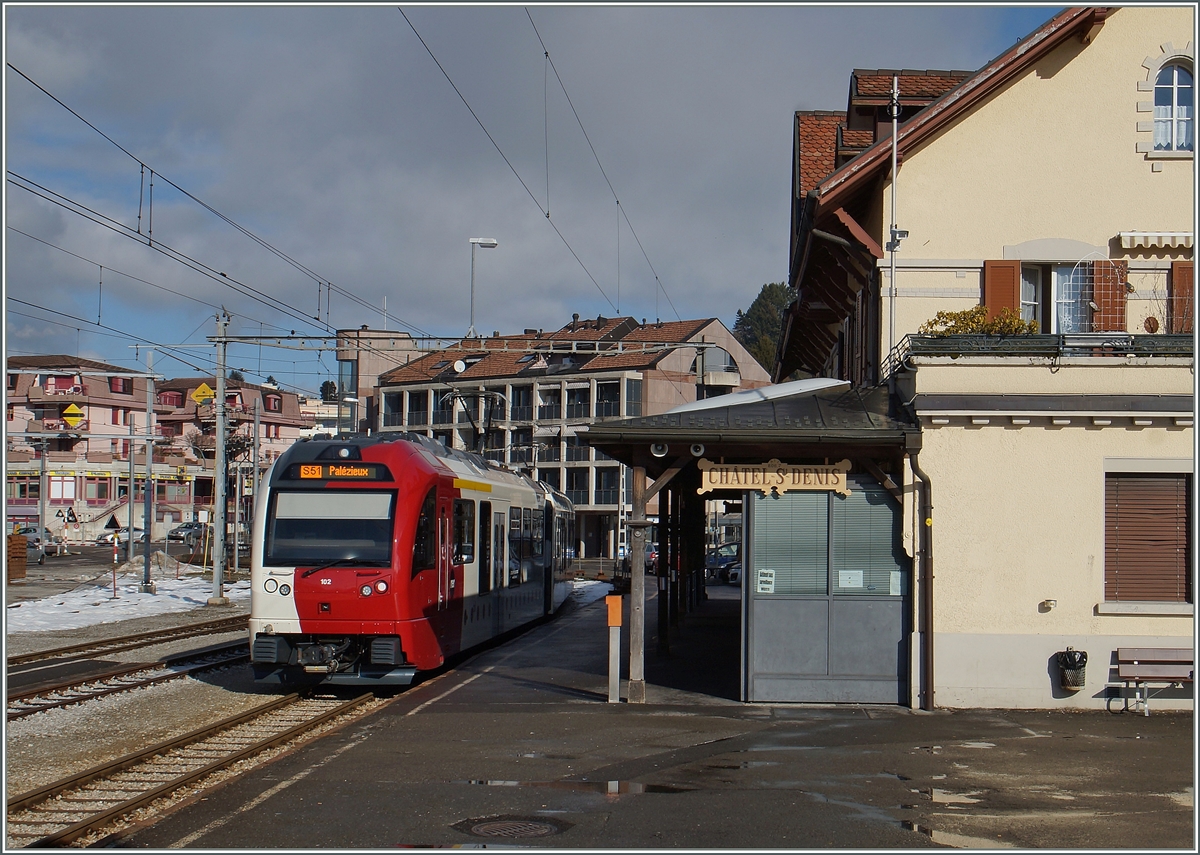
[398,6,616,314]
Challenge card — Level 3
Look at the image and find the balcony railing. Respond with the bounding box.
[565,445,590,462]
[431,409,455,425]
[593,488,620,505]
[537,404,561,420]
[509,405,533,421]
[594,400,621,418]
[886,333,1194,378]
[565,403,590,419]
[566,489,589,505]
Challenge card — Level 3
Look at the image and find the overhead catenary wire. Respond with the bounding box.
[525,8,681,322]
[397,6,617,314]
[8,172,336,335]
[7,62,432,339]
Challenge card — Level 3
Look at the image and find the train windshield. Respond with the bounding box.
[264,490,395,566]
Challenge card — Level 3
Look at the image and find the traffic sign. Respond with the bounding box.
[62,403,84,428]
[191,382,215,404]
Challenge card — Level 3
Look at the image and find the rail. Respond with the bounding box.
[6,693,374,848]
[6,616,248,667]
[8,642,248,721]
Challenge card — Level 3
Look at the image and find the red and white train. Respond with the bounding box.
[249,433,575,686]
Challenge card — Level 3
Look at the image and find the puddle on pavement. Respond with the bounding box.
[929,788,982,805]
[903,822,1015,849]
[460,779,694,795]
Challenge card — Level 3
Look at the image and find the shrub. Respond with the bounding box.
[918,306,1039,336]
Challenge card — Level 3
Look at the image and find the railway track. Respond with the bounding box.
[7,643,249,721]
[6,692,374,849]
[6,616,248,668]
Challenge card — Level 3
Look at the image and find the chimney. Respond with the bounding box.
[571,313,580,331]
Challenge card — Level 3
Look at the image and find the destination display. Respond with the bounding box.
[697,458,852,497]
[285,462,391,481]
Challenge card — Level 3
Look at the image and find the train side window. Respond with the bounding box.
[508,507,522,586]
[412,488,437,576]
[478,501,491,593]
[453,499,475,565]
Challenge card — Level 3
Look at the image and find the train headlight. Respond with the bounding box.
[374,580,389,594]
[279,584,291,596]
[360,584,373,597]
[264,578,279,593]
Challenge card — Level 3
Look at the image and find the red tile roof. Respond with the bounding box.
[796,112,844,197]
[852,69,973,100]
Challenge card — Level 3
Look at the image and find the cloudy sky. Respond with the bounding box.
[5,3,1058,396]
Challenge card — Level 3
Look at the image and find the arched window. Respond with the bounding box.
[1154,63,1193,151]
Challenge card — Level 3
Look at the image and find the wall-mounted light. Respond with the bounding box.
[1041,599,1057,610]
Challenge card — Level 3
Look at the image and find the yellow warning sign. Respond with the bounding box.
[191,382,215,404]
[62,403,84,428]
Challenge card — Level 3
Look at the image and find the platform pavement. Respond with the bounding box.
[94,583,1196,850]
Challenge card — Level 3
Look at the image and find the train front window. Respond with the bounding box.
[265,491,395,566]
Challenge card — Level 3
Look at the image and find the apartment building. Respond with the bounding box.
[375,315,770,560]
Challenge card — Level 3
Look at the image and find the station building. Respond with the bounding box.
[592,6,1194,711]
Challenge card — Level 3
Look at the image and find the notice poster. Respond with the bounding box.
[756,567,775,594]
[838,570,864,589]
[890,571,901,596]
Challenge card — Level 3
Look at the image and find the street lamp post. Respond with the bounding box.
[467,237,498,338]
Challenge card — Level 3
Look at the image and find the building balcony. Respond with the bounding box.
[888,333,1193,377]
[537,404,561,420]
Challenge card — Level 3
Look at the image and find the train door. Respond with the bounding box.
[479,501,492,596]
[438,496,451,611]
[492,510,506,635]
[543,507,555,614]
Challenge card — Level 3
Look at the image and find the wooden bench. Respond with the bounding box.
[1115,648,1193,716]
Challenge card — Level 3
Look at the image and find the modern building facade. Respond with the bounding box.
[375,315,771,560]
[774,6,1194,709]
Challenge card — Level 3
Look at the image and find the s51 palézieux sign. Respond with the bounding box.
[697,458,852,497]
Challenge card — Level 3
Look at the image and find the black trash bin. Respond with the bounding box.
[1057,647,1088,690]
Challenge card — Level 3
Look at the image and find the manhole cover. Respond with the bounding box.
[453,815,571,838]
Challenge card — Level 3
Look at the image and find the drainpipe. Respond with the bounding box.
[908,450,934,711]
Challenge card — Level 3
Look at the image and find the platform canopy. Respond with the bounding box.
[584,380,918,478]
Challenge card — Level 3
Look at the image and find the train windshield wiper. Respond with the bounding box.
[301,558,388,578]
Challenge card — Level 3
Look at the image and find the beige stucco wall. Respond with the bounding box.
[913,367,1192,708]
[890,6,1193,259]
[908,358,1195,396]
[876,6,1194,341]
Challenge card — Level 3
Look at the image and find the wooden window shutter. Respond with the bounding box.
[1169,261,1193,334]
[1105,474,1191,603]
[1091,261,1127,332]
[982,260,1020,319]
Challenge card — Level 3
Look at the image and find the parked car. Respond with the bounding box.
[24,535,45,566]
[95,527,145,544]
[724,564,741,586]
[706,541,741,582]
[168,522,210,542]
[620,542,659,573]
[15,525,55,548]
